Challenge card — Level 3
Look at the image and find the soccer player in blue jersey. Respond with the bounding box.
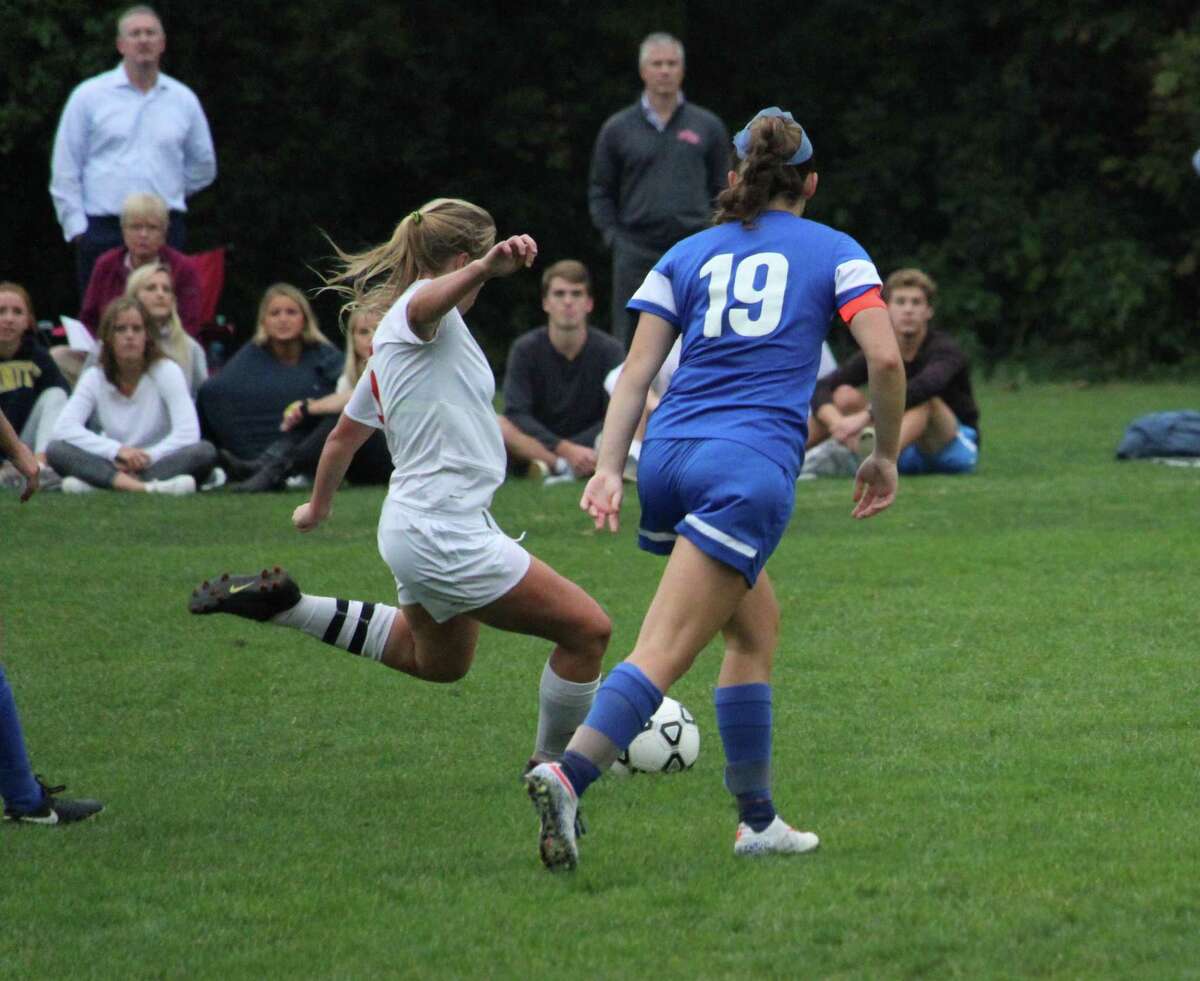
[0,407,104,824]
[525,108,906,870]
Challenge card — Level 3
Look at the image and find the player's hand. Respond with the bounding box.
[12,445,39,503]
[479,235,538,279]
[851,454,897,519]
[116,446,151,472]
[292,500,328,533]
[581,469,623,532]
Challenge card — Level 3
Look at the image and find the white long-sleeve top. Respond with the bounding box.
[52,359,200,463]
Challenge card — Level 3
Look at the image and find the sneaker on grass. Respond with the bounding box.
[799,438,859,478]
[188,567,301,621]
[145,475,196,496]
[524,762,579,872]
[734,815,819,857]
[4,777,103,826]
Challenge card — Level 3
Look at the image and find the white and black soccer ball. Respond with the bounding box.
[609,696,700,776]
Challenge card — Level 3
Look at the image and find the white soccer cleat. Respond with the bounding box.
[524,762,579,871]
[734,816,820,857]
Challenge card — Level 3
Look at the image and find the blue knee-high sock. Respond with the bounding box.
[715,683,776,832]
[560,662,663,798]
[0,664,44,813]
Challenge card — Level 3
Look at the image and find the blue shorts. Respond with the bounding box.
[636,438,794,587]
[898,424,979,475]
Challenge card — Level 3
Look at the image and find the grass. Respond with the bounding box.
[1,381,1198,979]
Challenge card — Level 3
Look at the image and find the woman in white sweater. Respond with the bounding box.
[46,298,216,494]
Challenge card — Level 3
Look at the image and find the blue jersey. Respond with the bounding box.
[628,210,881,476]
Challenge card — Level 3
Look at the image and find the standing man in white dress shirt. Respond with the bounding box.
[50,5,216,299]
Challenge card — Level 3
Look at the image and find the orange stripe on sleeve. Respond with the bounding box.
[838,286,885,324]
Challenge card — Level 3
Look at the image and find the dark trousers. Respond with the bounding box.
[271,417,393,485]
[610,236,665,350]
[74,211,187,298]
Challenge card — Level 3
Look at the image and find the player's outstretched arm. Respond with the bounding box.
[581,312,676,532]
[293,413,374,532]
[846,306,904,519]
[408,235,538,339]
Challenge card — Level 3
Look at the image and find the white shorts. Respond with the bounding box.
[376,501,531,623]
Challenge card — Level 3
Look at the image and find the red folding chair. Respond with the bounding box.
[189,246,235,372]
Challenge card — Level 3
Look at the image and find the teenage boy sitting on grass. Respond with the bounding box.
[807,267,980,476]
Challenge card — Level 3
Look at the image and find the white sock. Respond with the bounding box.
[271,594,398,662]
[533,661,600,762]
[553,456,571,476]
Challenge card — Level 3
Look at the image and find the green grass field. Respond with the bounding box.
[2,382,1197,979]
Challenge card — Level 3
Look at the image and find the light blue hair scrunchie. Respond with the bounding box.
[732,106,813,165]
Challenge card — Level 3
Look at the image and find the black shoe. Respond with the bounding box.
[228,459,289,493]
[4,777,103,825]
[218,448,262,480]
[188,567,301,621]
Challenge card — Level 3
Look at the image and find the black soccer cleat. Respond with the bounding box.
[188,567,301,621]
[3,777,104,826]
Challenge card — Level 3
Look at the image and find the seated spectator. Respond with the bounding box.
[807,267,979,476]
[499,260,624,479]
[603,338,837,481]
[224,301,392,491]
[46,297,216,495]
[125,262,208,396]
[197,283,342,462]
[79,192,202,335]
[0,282,69,492]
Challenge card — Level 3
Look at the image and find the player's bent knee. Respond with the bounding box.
[418,653,473,683]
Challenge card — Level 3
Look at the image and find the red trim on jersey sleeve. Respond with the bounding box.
[838,286,886,324]
[369,369,385,424]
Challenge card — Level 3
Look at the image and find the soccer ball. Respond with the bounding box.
[609,696,700,776]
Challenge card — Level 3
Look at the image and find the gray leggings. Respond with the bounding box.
[46,439,217,489]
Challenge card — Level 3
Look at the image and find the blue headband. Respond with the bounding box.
[732,106,813,165]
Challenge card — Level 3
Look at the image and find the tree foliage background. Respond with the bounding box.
[3,0,1199,377]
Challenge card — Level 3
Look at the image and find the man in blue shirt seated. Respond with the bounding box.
[50,4,216,298]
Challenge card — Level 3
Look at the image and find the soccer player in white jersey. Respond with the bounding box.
[525,109,907,870]
[190,199,610,777]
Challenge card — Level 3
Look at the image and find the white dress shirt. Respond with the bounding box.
[50,65,216,241]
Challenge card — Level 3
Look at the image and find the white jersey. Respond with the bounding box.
[345,280,505,514]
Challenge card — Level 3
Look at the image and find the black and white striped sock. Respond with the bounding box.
[269,594,398,662]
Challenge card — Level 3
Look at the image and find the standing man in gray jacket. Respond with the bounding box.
[588,32,728,348]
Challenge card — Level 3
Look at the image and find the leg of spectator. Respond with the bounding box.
[499,415,558,472]
[287,417,337,475]
[345,430,393,485]
[911,397,959,455]
[167,211,187,251]
[45,440,119,489]
[833,384,868,414]
[20,388,68,459]
[611,239,661,349]
[142,441,218,483]
[74,216,123,299]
